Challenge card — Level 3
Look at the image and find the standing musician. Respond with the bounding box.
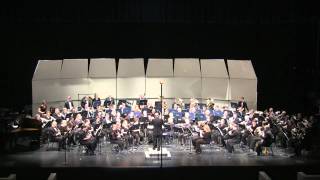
[237,96,249,114]
[81,96,92,109]
[64,96,74,110]
[192,121,211,154]
[151,111,163,151]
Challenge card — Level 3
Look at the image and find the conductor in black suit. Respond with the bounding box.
[152,111,163,151]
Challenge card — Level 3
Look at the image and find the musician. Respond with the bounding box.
[178,112,191,146]
[192,121,211,154]
[81,96,92,109]
[41,110,56,129]
[38,100,47,116]
[79,124,97,155]
[212,118,228,144]
[110,124,124,151]
[48,121,65,151]
[121,119,131,149]
[92,94,101,109]
[130,117,141,146]
[92,116,103,137]
[64,96,74,110]
[61,107,70,119]
[237,96,249,114]
[151,111,163,151]
[255,124,274,156]
[140,110,149,139]
[52,108,64,124]
[224,123,241,153]
[104,95,115,108]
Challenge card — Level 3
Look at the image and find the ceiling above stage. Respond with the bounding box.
[1,1,319,24]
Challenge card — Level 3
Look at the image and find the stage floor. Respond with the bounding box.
[1,141,318,168]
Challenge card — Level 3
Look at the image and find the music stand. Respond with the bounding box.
[230,102,238,108]
[139,99,147,106]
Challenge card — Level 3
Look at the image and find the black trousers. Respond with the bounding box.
[153,134,162,150]
[192,137,209,152]
[81,138,97,153]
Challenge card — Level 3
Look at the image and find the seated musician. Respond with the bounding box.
[130,117,141,146]
[178,112,191,146]
[103,95,115,108]
[48,121,65,151]
[79,124,97,155]
[192,121,211,154]
[224,122,241,153]
[61,107,70,119]
[247,119,263,151]
[41,110,56,129]
[242,118,258,146]
[121,119,131,149]
[52,108,64,124]
[255,124,274,156]
[110,124,124,151]
[212,118,228,145]
[92,116,103,138]
[140,110,149,138]
[38,100,47,116]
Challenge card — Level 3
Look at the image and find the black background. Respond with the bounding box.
[1,0,319,114]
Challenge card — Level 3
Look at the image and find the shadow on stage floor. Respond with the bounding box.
[1,142,320,180]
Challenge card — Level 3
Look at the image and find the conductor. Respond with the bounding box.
[152,111,163,151]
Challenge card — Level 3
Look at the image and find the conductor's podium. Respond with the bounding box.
[145,148,171,160]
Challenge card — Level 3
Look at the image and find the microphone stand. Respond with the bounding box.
[160,81,163,168]
[63,135,68,165]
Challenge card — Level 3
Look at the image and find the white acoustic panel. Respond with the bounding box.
[88,78,116,99]
[229,78,257,109]
[61,59,88,78]
[33,60,62,80]
[227,60,257,79]
[200,59,228,78]
[32,80,63,104]
[146,59,173,77]
[117,77,145,98]
[201,78,229,100]
[118,58,144,77]
[174,58,201,77]
[171,77,202,98]
[58,78,90,105]
[146,77,176,98]
[89,58,116,78]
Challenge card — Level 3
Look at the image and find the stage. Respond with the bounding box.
[1,142,320,180]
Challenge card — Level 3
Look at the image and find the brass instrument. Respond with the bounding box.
[175,98,184,108]
[206,98,214,109]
